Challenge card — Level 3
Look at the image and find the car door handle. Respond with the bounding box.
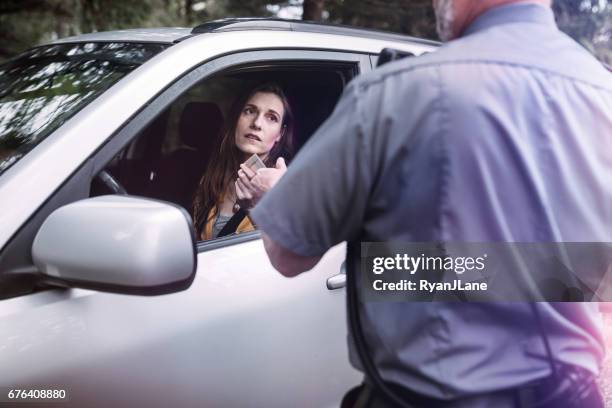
[326,261,346,290]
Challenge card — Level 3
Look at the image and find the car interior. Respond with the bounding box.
[90,62,358,240]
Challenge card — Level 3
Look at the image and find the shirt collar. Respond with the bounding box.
[463,2,556,37]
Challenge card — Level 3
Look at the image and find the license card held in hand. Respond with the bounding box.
[245,154,266,172]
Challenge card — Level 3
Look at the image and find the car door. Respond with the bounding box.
[141,49,370,407]
[0,45,372,407]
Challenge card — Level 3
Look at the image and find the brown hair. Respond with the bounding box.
[192,83,294,236]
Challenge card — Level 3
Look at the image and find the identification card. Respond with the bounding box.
[244,154,266,172]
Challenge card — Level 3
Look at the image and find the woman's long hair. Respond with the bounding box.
[192,83,294,236]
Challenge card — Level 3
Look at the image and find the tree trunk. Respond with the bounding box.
[303,0,325,21]
[185,0,193,24]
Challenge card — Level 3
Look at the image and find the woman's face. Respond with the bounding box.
[234,91,285,158]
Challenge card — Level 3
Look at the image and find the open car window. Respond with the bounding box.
[90,62,357,242]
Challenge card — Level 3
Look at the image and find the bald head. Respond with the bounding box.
[433,0,552,41]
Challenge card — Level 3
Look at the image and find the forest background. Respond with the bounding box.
[0,0,609,65]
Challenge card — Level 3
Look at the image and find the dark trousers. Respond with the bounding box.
[342,383,518,408]
[342,367,604,408]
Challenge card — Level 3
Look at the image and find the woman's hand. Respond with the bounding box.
[235,157,287,210]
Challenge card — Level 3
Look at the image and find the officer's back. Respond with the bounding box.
[350,1,611,399]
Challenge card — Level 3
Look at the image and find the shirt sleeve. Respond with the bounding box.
[251,81,376,256]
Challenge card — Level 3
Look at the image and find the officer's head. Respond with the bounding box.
[432,0,552,42]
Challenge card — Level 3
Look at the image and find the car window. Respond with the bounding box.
[90,63,355,242]
[0,42,168,176]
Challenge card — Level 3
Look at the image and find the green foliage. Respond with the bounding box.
[78,1,156,33]
[0,2,59,60]
[323,0,437,39]
[0,0,183,59]
[553,0,611,64]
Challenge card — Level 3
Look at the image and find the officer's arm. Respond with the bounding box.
[261,233,322,277]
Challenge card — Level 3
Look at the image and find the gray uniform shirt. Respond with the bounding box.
[252,3,612,399]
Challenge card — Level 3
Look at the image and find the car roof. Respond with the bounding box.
[45,17,439,47]
[48,28,192,45]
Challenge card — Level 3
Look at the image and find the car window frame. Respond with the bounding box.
[0,48,374,288]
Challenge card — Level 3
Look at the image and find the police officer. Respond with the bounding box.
[249,0,612,406]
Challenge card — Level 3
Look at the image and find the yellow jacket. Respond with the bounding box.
[201,206,255,240]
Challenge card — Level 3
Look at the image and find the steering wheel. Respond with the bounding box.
[95,170,128,195]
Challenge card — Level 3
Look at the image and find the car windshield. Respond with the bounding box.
[0,42,168,176]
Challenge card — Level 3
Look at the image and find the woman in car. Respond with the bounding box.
[192,83,294,240]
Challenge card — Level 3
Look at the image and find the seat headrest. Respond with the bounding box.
[179,102,224,150]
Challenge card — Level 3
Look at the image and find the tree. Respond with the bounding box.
[553,0,611,64]
[0,0,163,60]
[317,0,436,39]
[303,0,324,21]
[0,0,609,64]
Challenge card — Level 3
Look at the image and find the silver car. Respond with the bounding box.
[0,18,436,407]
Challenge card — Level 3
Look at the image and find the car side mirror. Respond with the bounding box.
[32,195,196,295]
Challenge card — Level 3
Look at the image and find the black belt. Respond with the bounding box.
[515,365,603,408]
[343,366,603,408]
